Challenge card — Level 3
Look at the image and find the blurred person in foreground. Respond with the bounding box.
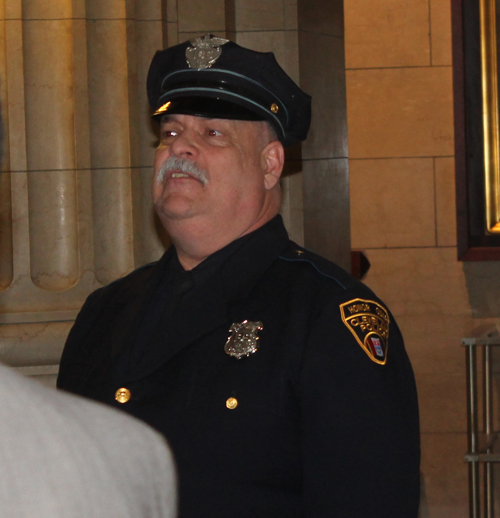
[0,363,177,517]
[58,34,420,517]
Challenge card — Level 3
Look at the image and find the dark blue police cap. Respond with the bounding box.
[147,34,311,147]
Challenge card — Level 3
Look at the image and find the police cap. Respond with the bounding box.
[147,34,311,147]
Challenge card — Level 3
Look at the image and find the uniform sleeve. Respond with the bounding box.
[299,295,420,517]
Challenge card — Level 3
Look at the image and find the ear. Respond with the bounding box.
[261,141,285,191]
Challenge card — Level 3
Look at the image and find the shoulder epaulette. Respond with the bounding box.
[278,246,348,290]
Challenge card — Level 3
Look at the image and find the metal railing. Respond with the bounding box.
[463,337,500,518]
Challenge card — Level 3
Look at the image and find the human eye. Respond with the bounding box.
[162,128,178,138]
[159,126,179,145]
[206,128,222,137]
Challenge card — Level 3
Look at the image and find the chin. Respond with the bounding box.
[159,208,195,223]
[155,196,197,220]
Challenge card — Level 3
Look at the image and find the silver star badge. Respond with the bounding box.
[185,34,229,69]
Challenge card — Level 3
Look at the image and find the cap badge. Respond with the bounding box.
[186,34,229,70]
[224,320,263,359]
[339,298,389,365]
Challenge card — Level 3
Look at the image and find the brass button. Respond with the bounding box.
[226,397,238,410]
[296,250,305,255]
[115,387,131,404]
[270,103,279,114]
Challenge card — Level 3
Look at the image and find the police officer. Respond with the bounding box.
[58,34,420,518]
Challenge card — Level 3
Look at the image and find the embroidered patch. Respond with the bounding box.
[339,298,389,365]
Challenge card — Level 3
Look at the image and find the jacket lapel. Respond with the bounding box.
[108,250,175,360]
[128,275,229,381]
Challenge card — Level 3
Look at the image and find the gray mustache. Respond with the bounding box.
[156,157,209,186]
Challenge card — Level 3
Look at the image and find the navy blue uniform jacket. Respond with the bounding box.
[57,216,420,517]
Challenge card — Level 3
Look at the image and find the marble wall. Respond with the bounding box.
[344,0,489,515]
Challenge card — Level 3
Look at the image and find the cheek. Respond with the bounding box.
[221,151,260,184]
[218,166,265,210]
[152,148,169,197]
[154,146,170,173]
[214,163,250,198]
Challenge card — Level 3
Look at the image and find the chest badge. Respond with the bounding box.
[186,34,229,69]
[225,320,263,359]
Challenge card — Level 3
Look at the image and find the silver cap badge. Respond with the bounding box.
[224,320,263,359]
[185,34,229,70]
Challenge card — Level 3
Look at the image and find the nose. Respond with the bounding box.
[168,128,199,159]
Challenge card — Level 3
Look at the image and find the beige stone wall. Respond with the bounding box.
[344,0,482,515]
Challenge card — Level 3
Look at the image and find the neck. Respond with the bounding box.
[167,213,278,271]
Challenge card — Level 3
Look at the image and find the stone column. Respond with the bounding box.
[298,0,350,270]
[232,0,305,245]
[86,0,135,285]
[131,0,171,267]
[178,0,226,41]
[0,0,13,292]
[23,0,79,291]
[0,171,12,292]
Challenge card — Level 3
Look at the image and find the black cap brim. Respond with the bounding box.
[152,97,266,123]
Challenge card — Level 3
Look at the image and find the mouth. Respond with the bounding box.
[170,171,192,180]
[156,157,209,186]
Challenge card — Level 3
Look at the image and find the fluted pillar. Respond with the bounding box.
[0,0,12,292]
[0,172,12,292]
[86,0,135,285]
[23,0,79,292]
[131,0,171,266]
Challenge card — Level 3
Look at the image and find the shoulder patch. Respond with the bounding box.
[339,298,389,365]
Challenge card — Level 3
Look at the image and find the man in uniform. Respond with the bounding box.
[58,35,420,517]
